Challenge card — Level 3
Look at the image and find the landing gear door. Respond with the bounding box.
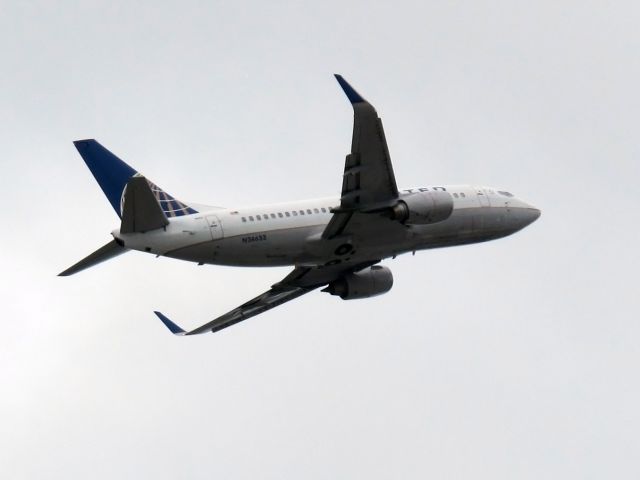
[206,214,224,240]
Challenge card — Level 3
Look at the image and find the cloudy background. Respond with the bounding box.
[1,1,639,478]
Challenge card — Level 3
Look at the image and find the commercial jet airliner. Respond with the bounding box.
[60,75,540,335]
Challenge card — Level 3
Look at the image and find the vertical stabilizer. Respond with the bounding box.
[73,140,198,218]
[74,140,135,217]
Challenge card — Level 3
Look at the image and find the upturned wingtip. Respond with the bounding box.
[154,311,186,335]
[334,74,366,104]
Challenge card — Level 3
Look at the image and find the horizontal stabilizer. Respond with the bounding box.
[120,176,169,234]
[58,239,128,276]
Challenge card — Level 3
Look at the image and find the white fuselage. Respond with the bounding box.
[115,185,540,268]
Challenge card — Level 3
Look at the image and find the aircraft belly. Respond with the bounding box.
[163,241,217,263]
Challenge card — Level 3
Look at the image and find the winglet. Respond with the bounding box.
[334,74,366,104]
[154,311,186,335]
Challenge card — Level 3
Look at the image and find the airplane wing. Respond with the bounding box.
[154,283,317,335]
[154,261,377,336]
[155,75,393,336]
[323,75,400,239]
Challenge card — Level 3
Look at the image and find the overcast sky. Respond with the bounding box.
[1,1,639,478]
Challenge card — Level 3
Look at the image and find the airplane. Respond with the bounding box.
[59,74,540,336]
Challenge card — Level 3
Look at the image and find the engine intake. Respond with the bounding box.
[323,265,393,300]
[392,190,453,225]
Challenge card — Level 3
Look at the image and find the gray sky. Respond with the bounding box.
[1,1,639,478]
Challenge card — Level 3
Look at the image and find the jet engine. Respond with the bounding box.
[323,265,393,300]
[391,190,453,225]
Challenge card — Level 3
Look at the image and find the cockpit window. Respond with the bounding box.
[498,191,514,197]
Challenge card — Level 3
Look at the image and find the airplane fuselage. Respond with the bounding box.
[61,75,542,335]
[115,184,540,268]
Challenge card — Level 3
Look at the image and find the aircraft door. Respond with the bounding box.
[206,214,224,240]
[476,188,490,207]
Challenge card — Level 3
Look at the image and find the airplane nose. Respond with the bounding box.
[519,206,541,228]
[531,207,541,222]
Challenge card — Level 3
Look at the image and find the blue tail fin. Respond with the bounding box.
[73,139,198,218]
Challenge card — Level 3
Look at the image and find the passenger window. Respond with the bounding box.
[299,210,305,215]
[249,216,254,221]
[285,212,290,217]
[270,213,276,219]
[278,212,283,218]
[453,193,459,198]
[242,217,247,222]
[321,207,326,213]
[460,193,466,198]
[306,209,312,214]
[314,208,319,214]
[292,211,298,216]
[256,215,262,220]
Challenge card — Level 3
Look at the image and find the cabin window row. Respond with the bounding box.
[241,207,333,223]
[452,193,466,198]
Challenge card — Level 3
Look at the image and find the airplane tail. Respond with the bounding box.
[73,139,198,218]
[59,140,200,276]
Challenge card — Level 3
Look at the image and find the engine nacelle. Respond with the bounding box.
[392,190,454,225]
[323,266,393,300]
